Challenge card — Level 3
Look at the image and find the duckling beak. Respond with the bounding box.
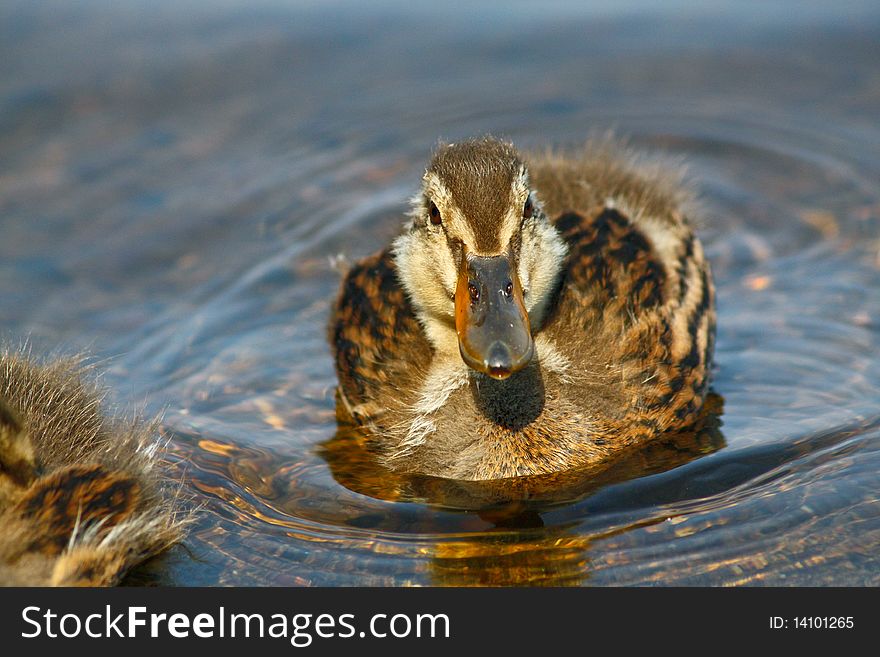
[455,254,534,379]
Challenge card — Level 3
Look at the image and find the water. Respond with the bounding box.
[1,0,879,585]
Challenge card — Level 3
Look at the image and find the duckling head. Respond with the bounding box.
[393,137,568,379]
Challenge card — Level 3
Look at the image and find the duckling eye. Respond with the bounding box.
[429,201,442,226]
[523,195,534,219]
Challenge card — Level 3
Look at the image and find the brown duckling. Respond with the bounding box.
[0,349,186,586]
[329,137,715,481]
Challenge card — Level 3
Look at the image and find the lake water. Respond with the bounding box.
[1,0,879,585]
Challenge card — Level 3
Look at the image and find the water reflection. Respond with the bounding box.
[320,394,725,585]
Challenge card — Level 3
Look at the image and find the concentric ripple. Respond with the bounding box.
[130,116,880,586]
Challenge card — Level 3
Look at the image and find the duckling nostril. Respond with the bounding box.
[468,281,480,305]
[503,280,513,298]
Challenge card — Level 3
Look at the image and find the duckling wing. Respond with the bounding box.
[542,205,715,435]
[329,249,432,421]
[0,352,186,586]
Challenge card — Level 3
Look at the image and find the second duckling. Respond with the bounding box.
[0,349,187,586]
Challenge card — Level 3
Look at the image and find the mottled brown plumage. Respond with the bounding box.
[329,136,715,481]
[0,349,188,586]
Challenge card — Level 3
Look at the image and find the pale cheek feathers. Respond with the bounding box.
[393,232,457,319]
[518,220,568,317]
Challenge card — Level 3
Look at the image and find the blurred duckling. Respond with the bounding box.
[330,136,715,480]
[0,350,186,586]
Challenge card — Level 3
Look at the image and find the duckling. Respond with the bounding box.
[0,349,186,586]
[329,137,715,481]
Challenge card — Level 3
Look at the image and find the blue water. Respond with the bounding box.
[1,0,879,585]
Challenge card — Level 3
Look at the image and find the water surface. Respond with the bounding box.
[1,0,879,585]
